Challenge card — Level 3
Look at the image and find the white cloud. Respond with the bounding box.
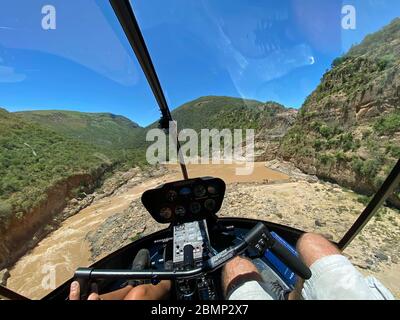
[0,65,26,83]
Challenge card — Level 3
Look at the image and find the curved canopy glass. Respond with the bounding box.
[0,0,399,299]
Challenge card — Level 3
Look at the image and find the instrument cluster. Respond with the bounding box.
[141,177,226,224]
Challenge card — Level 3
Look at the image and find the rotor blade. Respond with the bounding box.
[109,0,189,180]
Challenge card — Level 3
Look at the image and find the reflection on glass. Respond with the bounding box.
[0,0,399,299]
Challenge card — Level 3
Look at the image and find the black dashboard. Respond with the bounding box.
[141,177,226,224]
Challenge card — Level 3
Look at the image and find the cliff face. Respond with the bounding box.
[254,107,298,161]
[0,170,107,270]
[278,18,400,205]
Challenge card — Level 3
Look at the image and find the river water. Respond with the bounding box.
[7,163,288,299]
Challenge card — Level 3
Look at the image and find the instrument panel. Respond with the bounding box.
[141,177,226,224]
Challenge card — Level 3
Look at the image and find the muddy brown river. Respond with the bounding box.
[7,163,288,299]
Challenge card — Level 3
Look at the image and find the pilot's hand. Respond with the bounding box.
[69,281,100,300]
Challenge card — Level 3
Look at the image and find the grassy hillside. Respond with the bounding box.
[171,96,266,131]
[0,108,147,233]
[0,109,100,226]
[278,18,400,205]
[16,110,143,149]
[145,96,290,130]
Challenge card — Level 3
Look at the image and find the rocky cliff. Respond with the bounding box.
[278,18,400,206]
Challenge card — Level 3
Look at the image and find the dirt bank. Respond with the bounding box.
[0,167,109,271]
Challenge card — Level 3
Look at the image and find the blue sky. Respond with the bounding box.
[0,0,399,126]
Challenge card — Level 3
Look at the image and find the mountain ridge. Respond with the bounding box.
[16,109,143,149]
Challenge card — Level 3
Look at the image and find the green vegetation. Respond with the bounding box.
[375,207,389,222]
[357,195,372,206]
[169,96,281,132]
[377,54,396,71]
[0,108,147,232]
[331,56,349,68]
[374,111,400,136]
[130,233,143,242]
[16,110,143,149]
[386,145,400,158]
[351,157,382,178]
[347,18,400,57]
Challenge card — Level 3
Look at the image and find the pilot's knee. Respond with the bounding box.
[225,256,257,273]
[223,256,260,284]
[298,233,324,248]
[225,256,244,268]
[297,233,341,267]
[297,233,336,250]
[124,285,149,300]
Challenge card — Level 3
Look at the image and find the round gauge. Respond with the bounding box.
[207,185,218,195]
[159,207,172,220]
[190,202,202,214]
[175,205,186,217]
[179,187,191,196]
[204,199,216,211]
[193,185,206,198]
[166,190,178,202]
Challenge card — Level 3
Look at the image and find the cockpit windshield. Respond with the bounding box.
[0,0,399,299]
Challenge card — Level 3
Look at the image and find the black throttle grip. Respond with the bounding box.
[243,222,269,245]
[271,240,312,280]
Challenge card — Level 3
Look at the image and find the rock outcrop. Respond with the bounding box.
[278,18,400,207]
